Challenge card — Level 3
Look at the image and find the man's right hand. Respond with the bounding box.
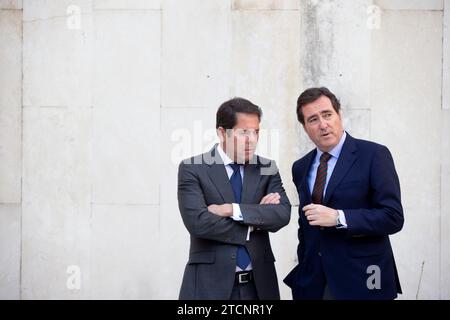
[259,192,281,205]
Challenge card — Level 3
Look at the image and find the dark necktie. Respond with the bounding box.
[312,152,332,204]
[229,163,251,270]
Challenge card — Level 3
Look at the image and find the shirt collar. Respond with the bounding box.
[316,131,347,160]
[217,144,234,166]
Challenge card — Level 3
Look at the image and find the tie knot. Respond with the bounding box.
[229,163,241,173]
[320,152,332,163]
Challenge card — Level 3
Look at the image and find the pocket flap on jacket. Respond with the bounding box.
[347,236,386,257]
[188,251,216,264]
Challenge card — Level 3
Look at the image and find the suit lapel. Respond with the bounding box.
[207,163,236,203]
[301,150,317,203]
[242,157,260,204]
[323,134,358,204]
[205,145,236,203]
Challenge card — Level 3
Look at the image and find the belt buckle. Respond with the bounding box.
[238,272,250,283]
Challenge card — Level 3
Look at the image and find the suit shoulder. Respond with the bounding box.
[256,155,280,175]
[292,149,315,183]
[292,157,305,168]
[350,136,396,164]
[292,158,301,173]
[257,154,276,166]
[179,154,199,168]
[353,137,389,153]
[292,149,315,169]
[179,151,217,170]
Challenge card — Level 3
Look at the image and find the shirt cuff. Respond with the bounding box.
[336,209,347,229]
[246,226,253,241]
[231,203,243,221]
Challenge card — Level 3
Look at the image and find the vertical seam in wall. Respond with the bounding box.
[298,7,302,91]
[19,6,24,300]
[89,0,95,298]
[159,7,163,110]
[90,104,93,222]
[158,183,161,233]
[299,0,305,89]
[159,7,162,233]
[442,3,445,112]
[368,0,374,141]
[439,2,445,300]
[439,165,442,300]
[89,106,93,299]
[90,0,94,221]
[229,0,233,98]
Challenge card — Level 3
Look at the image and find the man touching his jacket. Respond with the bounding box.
[284,87,404,300]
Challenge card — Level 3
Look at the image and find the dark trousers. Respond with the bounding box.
[229,280,259,300]
[323,283,335,300]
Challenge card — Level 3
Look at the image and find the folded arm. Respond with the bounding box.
[239,170,291,232]
[177,162,248,245]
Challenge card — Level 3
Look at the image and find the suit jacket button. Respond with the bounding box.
[318,252,322,257]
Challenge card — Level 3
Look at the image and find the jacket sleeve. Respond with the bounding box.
[292,161,305,265]
[239,162,291,233]
[177,161,248,245]
[344,145,404,236]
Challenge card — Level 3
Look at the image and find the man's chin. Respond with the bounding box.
[319,142,336,152]
[237,152,255,164]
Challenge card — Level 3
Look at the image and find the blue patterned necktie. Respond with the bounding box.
[229,163,251,270]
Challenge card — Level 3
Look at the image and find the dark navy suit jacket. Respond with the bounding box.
[284,133,404,300]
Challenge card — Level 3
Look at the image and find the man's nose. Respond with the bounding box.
[318,117,327,129]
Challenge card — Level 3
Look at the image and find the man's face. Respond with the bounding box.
[219,113,260,163]
[301,95,344,152]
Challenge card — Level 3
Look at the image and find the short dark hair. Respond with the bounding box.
[296,87,341,125]
[216,97,262,129]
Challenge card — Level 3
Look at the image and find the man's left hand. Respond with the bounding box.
[303,204,339,227]
[208,204,233,217]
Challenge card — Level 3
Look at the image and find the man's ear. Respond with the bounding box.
[217,127,225,142]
